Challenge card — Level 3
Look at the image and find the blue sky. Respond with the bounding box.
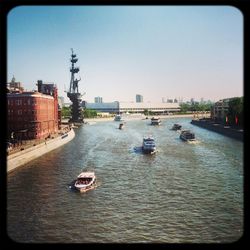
[7,6,243,103]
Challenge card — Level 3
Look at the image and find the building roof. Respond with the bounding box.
[7,91,54,100]
[119,102,180,109]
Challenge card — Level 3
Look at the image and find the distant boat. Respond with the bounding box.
[151,117,161,125]
[119,123,124,130]
[171,123,182,131]
[179,130,196,142]
[74,171,97,193]
[142,136,156,154]
[114,114,123,121]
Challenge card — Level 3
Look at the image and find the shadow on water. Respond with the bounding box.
[133,146,143,154]
[131,146,158,155]
[68,179,101,193]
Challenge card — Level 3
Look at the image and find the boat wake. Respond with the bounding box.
[68,180,101,192]
[68,179,77,190]
[86,122,97,125]
[93,180,101,189]
[133,146,143,153]
[187,140,200,144]
[132,146,158,155]
[150,150,158,154]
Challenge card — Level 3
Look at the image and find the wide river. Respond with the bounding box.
[7,117,243,243]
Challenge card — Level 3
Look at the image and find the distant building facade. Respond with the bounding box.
[136,94,143,103]
[211,98,231,122]
[162,97,179,103]
[7,76,24,93]
[94,96,103,103]
[85,102,119,113]
[119,102,180,114]
[7,80,59,140]
[85,101,180,114]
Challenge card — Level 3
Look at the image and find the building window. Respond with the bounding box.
[28,99,31,105]
[16,99,22,105]
[18,110,22,115]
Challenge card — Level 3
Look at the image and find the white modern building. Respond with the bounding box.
[119,102,180,113]
[85,101,180,114]
[85,101,119,113]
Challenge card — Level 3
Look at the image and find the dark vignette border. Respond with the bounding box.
[0,0,248,249]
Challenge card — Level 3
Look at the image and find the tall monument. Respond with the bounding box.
[67,49,84,123]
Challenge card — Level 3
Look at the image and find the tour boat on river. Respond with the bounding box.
[119,123,124,129]
[171,123,182,131]
[179,130,196,142]
[74,171,96,193]
[142,136,156,154]
[114,114,123,121]
[151,117,161,125]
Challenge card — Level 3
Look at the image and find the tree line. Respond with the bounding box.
[61,97,243,127]
[61,107,97,118]
[179,102,213,113]
[227,97,243,127]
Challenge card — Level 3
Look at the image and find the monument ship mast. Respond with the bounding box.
[67,49,84,123]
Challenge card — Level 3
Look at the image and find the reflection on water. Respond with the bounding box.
[7,118,243,243]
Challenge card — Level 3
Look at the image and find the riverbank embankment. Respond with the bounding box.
[84,113,210,123]
[7,128,75,173]
[191,119,243,142]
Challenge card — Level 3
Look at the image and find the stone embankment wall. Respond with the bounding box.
[7,128,75,173]
[191,119,243,142]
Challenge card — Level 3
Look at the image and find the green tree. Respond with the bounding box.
[180,103,190,113]
[179,102,213,113]
[143,109,149,116]
[61,107,71,118]
[83,109,97,118]
[227,97,243,126]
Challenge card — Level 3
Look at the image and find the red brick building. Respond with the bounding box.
[7,80,59,140]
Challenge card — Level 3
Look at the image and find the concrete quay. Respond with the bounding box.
[191,119,243,142]
[7,128,75,173]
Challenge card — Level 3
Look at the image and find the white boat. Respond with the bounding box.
[74,171,96,193]
[180,130,196,142]
[171,123,182,130]
[114,114,123,121]
[142,136,156,154]
[151,117,161,125]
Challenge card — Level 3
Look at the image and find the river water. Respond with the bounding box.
[7,117,243,243]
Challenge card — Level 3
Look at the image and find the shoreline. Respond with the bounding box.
[7,114,210,173]
[84,114,210,123]
[7,128,75,173]
[191,119,243,142]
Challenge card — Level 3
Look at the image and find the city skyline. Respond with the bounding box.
[8,6,243,103]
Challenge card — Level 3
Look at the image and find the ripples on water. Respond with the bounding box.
[7,118,243,243]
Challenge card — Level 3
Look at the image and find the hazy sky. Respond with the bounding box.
[7,6,243,103]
